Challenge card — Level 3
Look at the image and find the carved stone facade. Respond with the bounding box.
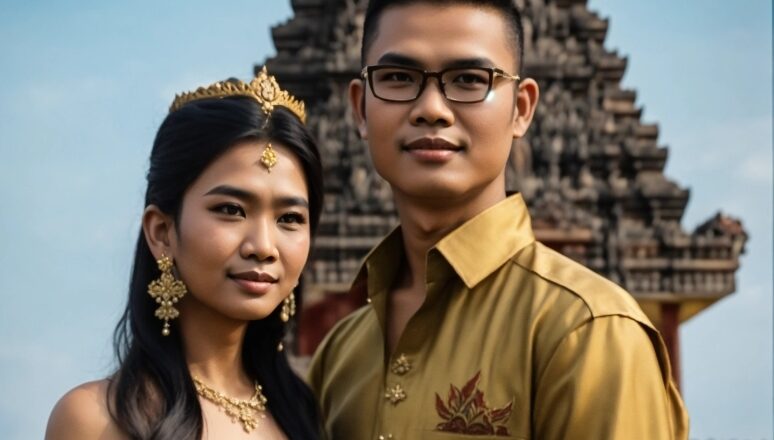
[260,0,747,383]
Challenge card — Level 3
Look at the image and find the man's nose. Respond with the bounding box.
[409,77,455,127]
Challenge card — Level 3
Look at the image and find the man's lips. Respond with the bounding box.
[402,138,463,163]
[228,271,278,295]
[403,137,463,151]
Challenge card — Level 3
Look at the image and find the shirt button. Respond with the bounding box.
[384,383,407,405]
[391,354,412,375]
[378,435,394,439]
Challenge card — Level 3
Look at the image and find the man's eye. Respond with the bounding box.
[278,212,307,225]
[379,71,416,83]
[452,73,487,85]
[213,204,245,217]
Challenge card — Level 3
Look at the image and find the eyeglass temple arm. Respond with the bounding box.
[494,71,520,81]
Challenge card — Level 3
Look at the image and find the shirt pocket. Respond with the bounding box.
[422,431,527,440]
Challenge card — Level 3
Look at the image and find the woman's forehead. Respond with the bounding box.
[189,141,308,200]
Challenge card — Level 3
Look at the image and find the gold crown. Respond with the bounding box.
[169,66,306,123]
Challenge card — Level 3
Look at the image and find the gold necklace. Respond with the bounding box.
[192,376,268,433]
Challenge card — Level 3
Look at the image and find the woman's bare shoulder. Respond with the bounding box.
[45,379,127,440]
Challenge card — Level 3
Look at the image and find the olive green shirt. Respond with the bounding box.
[309,194,688,440]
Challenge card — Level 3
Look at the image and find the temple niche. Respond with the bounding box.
[260,0,747,386]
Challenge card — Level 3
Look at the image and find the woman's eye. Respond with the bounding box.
[278,212,307,225]
[213,204,245,217]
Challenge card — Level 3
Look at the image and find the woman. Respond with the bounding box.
[46,68,322,439]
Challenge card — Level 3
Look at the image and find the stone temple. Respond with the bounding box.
[259,0,747,386]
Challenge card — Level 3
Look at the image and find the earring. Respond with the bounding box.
[280,293,296,322]
[147,254,188,336]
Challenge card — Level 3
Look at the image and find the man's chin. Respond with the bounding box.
[392,180,475,202]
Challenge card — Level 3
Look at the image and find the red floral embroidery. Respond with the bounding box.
[435,371,512,436]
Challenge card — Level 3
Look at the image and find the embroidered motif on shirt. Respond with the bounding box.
[434,371,512,436]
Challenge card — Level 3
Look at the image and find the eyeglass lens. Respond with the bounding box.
[370,67,492,102]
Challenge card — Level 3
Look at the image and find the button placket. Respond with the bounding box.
[390,354,412,375]
[384,383,407,405]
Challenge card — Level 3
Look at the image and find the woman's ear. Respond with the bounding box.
[512,77,540,139]
[142,205,175,260]
[349,78,368,140]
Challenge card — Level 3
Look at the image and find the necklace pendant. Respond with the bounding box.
[192,376,268,433]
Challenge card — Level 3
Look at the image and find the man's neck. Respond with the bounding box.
[384,182,506,353]
[392,183,507,292]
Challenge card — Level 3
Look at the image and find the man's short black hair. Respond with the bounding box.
[361,0,525,74]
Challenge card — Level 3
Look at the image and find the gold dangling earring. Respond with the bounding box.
[280,293,296,323]
[147,254,188,336]
[279,288,297,351]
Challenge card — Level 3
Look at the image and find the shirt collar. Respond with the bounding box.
[352,193,535,294]
[435,193,535,288]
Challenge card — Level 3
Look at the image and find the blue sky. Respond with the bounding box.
[0,1,771,438]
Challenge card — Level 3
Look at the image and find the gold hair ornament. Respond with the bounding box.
[260,143,278,172]
[169,66,306,124]
[147,254,188,336]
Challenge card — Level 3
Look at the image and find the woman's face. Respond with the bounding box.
[169,140,310,322]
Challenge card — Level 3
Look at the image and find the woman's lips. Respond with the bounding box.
[402,137,463,163]
[229,271,277,296]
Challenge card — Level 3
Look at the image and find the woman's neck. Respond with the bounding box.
[177,297,253,397]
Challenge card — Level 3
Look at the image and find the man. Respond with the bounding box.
[309,1,689,438]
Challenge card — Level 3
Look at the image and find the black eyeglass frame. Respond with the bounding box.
[360,64,521,103]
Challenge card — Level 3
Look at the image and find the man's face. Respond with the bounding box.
[351,3,537,203]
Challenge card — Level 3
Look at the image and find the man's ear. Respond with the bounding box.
[512,78,540,139]
[142,205,175,260]
[349,78,368,140]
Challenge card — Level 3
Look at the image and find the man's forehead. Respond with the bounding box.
[365,3,516,69]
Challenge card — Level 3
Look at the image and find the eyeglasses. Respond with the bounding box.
[360,65,520,103]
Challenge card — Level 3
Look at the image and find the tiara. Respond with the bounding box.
[169,66,306,123]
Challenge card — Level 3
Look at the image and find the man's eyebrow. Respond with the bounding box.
[376,53,424,68]
[441,57,496,69]
[375,54,497,70]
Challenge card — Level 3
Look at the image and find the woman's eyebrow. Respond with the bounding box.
[203,185,256,203]
[203,185,308,209]
[274,196,309,209]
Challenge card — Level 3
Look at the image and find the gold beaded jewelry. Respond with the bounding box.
[147,254,187,336]
[192,376,268,433]
[260,143,278,171]
[280,293,296,322]
[169,67,306,123]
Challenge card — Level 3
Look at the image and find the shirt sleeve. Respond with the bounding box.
[533,315,689,440]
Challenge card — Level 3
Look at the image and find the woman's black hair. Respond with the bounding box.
[108,96,323,439]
